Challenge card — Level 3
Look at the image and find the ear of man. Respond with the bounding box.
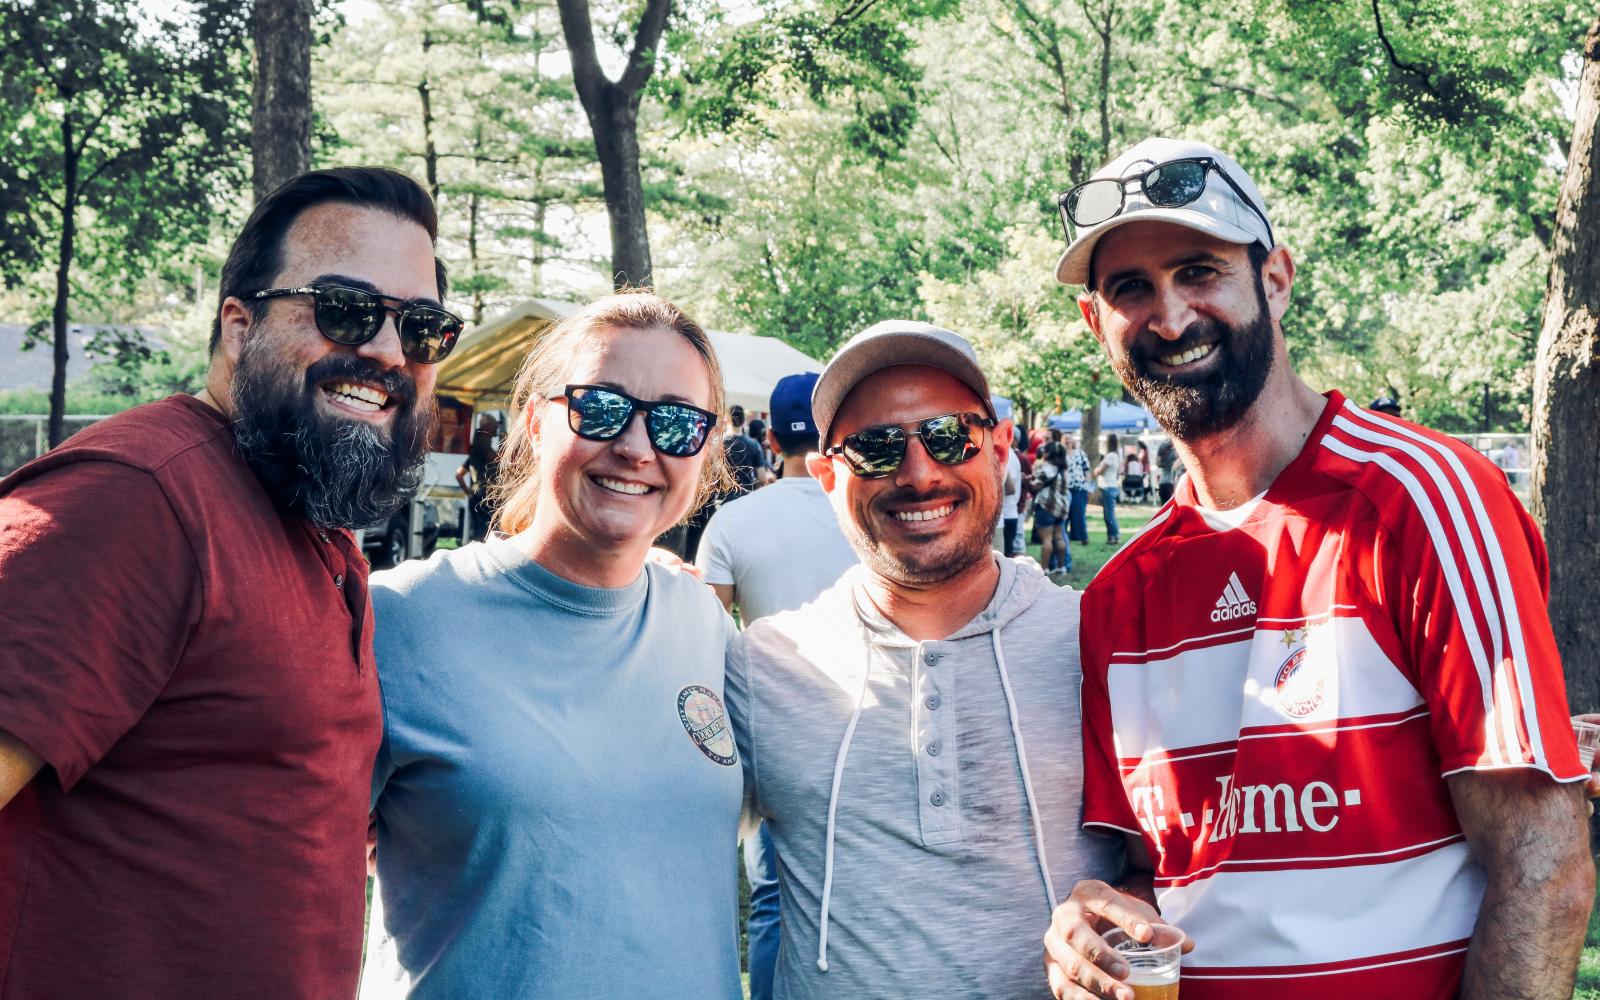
[1077,292,1106,346]
[806,451,835,493]
[1262,244,1296,323]
[994,418,1014,464]
[217,296,254,366]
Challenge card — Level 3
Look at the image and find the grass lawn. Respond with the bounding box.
[1021,501,1158,588]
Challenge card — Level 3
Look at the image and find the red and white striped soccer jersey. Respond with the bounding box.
[1080,391,1585,1000]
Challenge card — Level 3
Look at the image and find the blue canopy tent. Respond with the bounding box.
[1046,400,1156,432]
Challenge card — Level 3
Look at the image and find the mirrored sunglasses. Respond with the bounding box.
[552,384,717,458]
[248,283,464,364]
[825,411,994,479]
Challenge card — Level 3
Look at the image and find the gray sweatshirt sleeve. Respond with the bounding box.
[724,632,761,834]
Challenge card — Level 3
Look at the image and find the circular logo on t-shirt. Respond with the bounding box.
[678,685,737,766]
[1274,647,1326,718]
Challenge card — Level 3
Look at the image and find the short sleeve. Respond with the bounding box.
[0,461,200,788]
[1079,581,1141,835]
[695,506,737,587]
[1378,460,1584,782]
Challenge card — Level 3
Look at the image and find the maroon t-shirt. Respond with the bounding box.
[0,395,381,1000]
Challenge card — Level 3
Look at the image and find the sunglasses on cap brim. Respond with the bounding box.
[550,384,718,458]
[1057,156,1275,247]
[825,411,995,479]
[248,283,464,364]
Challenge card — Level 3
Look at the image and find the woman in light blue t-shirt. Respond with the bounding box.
[367,292,743,1000]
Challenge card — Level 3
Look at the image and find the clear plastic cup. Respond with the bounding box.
[1104,923,1183,999]
[1572,718,1600,769]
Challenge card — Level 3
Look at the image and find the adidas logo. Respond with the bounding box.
[1210,571,1258,622]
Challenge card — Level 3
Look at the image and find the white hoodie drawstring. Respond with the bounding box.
[992,629,1058,910]
[816,643,874,973]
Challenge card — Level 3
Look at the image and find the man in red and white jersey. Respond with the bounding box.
[1040,137,1594,1000]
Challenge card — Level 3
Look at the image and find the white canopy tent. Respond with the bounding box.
[435,299,824,417]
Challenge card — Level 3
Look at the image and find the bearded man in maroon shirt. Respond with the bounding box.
[0,166,463,1000]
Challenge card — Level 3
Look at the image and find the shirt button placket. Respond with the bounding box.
[917,645,956,841]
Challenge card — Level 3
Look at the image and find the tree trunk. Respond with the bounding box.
[1083,392,1102,464]
[1094,2,1113,162]
[591,91,650,288]
[49,118,77,449]
[1531,16,1600,711]
[556,0,670,290]
[532,162,548,295]
[418,32,440,203]
[468,187,483,324]
[250,0,314,202]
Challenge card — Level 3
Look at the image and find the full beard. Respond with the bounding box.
[230,337,436,530]
[1110,282,1276,442]
[842,467,1002,586]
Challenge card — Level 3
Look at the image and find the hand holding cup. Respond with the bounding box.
[1043,880,1194,1000]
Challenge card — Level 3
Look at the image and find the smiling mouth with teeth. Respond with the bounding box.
[594,475,654,496]
[1158,343,1218,367]
[322,380,391,413]
[892,502,956,523]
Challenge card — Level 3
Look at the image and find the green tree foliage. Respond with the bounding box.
[920,229,1109,422]
[1147,0,1588,431]
[657,0,980,354]
[664,100,980,359]
[667,0,1585,435]
[663,1,1114,421]
[0,0,247,444]
[657,0,958,161]
[316,0,602,318]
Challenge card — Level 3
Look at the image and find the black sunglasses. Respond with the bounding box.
[825,411,995,479]
[550,384,718,458]
[1057,156,1275,247]
[248,283,464,364]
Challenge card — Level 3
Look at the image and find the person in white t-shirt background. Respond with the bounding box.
[695,371,858,1000]
[1092,431,1123,544]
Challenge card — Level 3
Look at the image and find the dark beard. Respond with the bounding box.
[230,339,435,530]
[1109,281,1275,442]
[844,465,1002,585]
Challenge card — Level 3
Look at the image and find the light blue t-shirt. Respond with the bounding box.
[369,537,743,1000]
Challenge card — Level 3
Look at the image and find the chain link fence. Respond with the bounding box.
[0,415,109,479]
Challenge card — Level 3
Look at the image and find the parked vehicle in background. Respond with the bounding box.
[355,396,505,568]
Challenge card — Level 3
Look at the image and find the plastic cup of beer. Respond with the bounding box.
[1104,923,1183,999]
[1573,718,1600,769]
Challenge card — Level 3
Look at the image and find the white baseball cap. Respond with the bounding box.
[1054,137,1274,286]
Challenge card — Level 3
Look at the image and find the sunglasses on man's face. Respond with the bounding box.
[550,384,718,458]
[1057,156,1275,246]
[248,283,464,364]
[825,411,995,479]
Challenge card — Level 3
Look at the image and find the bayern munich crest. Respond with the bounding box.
[678,685,737,766]
[1274,646,1327,718]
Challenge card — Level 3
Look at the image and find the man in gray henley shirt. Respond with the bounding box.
[724,321,1123,999]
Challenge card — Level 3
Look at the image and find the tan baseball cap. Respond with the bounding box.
[810,320,995,447]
